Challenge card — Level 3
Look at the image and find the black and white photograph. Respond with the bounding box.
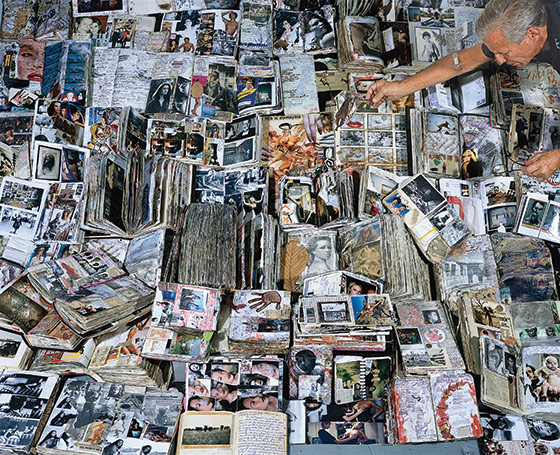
[422,309,441,324]
[401,175,445,216]
[36,144,61,181]
[527,419,560,442]
[414,27,442,63]
[481,414,527,441]
[0,339,21,359]
[401,349,432,368]
[504,352,517,376]
[429,206,453,232]
[303,235,337,278]
[367,114,392,130]
[224,115,257,143]
[367,131,393,147]
[439,214,470,247]
[0,207,38,239]
[145,79,174,114]
[340,130,366,147]
[484,337,504,375]
[318,300,352,324]
[222,138,255,167]
[0,373,49,397]
[0,417,39,448]
[0,178,46,212]
[180,412,232,447]
[542,112,560,151]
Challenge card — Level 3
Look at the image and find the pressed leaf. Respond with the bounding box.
[280,239,309,292]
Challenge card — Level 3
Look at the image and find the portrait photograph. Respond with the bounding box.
[36,145,61,181]
[414,27,443,63]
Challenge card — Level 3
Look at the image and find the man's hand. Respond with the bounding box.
[521,149,560,182]
[365,79,406,109]
[303,113,322,144]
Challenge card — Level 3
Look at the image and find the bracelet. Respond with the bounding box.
[452,52,461,71]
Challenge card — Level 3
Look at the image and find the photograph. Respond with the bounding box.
[0,179,46,212]
[522,198,547,228]
[422,309,441,324]
[145,79,175,114]
[319,301,352,323]
[429,207,453,232]
[367,131,393,147]
[396,327,422,345]
[401,175,445,216]
[60,146,86,182]
[484,338,504,374]
[222,138,254,166]
[0,207,38,239]
[542,113,560,151]
[481,414,527,441]
[367,114,392,130]
[349,22,383,57]
[36,145,61,181]
[414,27,442,63]
[303,235,337,278]
[486,204,517,231]
[340,130,366,147]
[504,352,517,376]
[181,413,232,448]
[527,419,560,442]
[541,204,560,238]
[439,217,470,247]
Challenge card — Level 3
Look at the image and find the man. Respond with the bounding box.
[367,0,559,181]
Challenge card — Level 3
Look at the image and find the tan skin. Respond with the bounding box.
[366,23,556,181]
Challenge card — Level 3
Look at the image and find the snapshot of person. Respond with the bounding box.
[367,0,560,181]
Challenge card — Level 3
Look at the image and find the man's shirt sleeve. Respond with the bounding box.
[481,43,495,59]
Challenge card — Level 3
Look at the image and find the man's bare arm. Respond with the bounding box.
[366,43,492,107]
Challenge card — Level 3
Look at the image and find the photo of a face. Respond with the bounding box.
[36,145,61,181]
[422,310,441,324]
[522,199,546,228]
[15,40,45,83]
[484,339,504,374]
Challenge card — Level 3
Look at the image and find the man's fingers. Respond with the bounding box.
[365,81,383,100]
[370,91,387,109]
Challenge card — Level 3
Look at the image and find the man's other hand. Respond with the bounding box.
[366,80,405,108]
[522,149,560,182]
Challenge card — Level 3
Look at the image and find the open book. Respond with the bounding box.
[178,410,287,455]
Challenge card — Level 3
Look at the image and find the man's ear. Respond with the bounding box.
[526,25,545,42]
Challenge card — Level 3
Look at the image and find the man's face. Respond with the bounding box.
[484,28,545,68]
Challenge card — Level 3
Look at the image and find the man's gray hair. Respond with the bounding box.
[476,0,547,43]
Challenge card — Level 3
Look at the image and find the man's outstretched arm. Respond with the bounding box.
[366,43,493,107]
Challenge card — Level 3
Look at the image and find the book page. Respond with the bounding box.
[232,410,287,455]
